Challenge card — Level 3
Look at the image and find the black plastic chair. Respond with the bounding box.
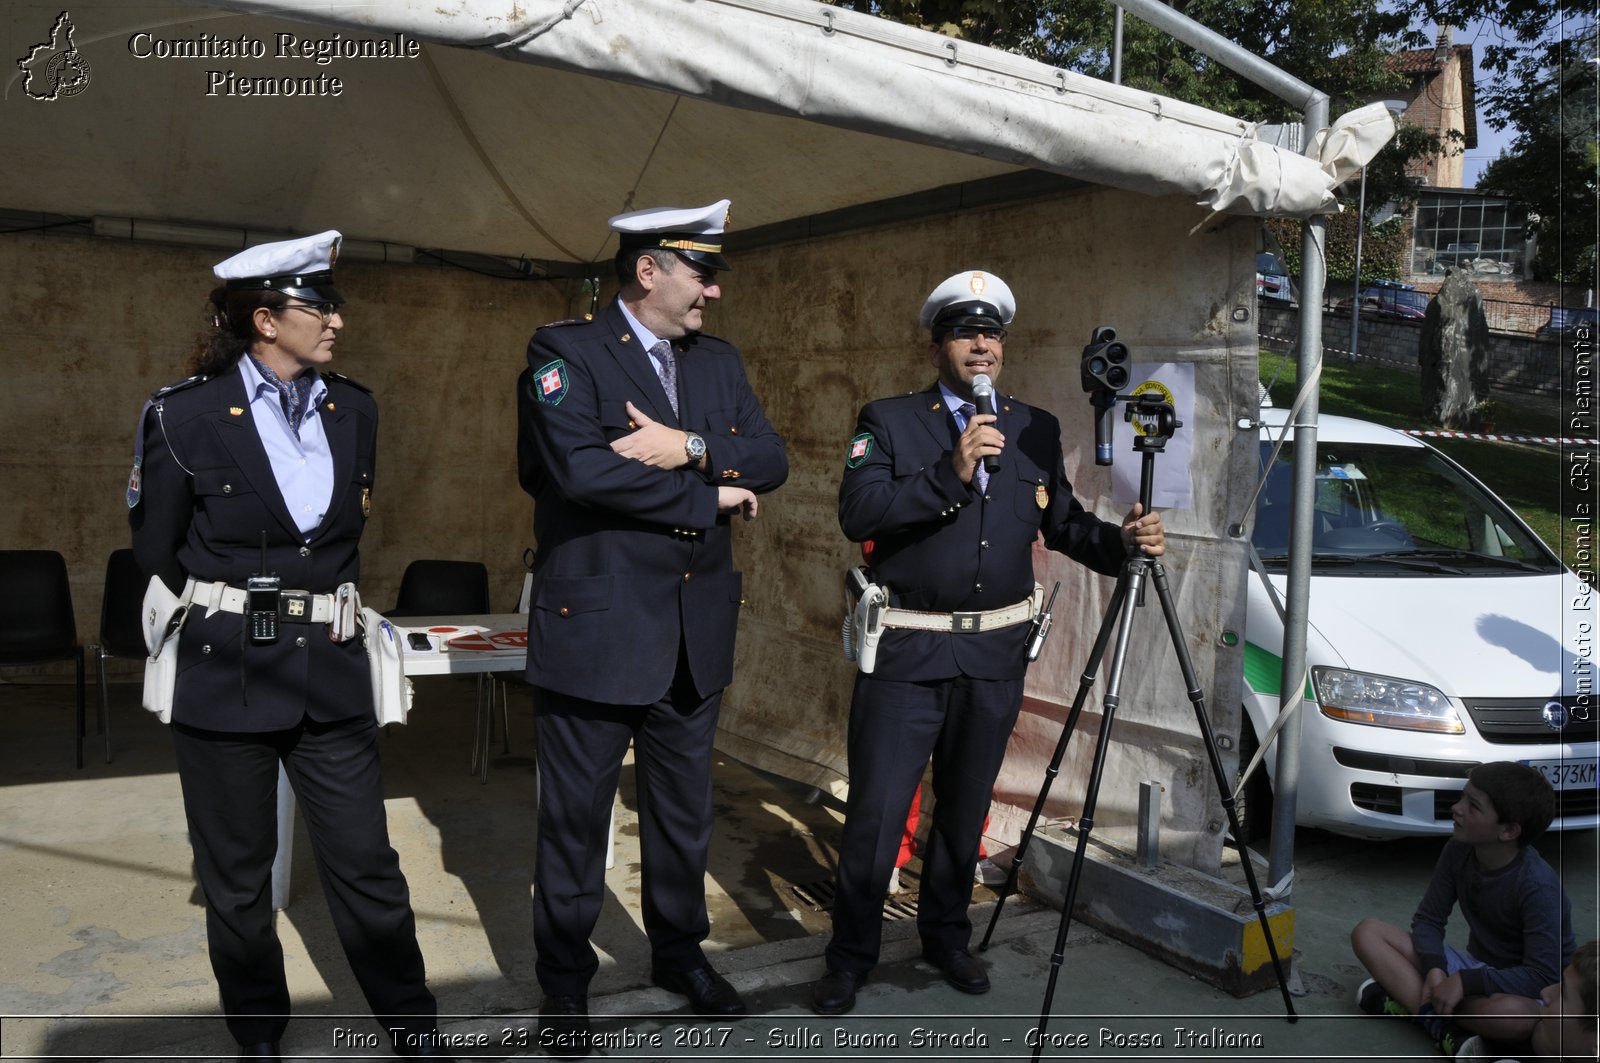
[387,559,510,778]
[92,549,147,765]
[388,559,491,618]
[0,550,87,767]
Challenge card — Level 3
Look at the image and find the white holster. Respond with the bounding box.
[842,566,887,674]
[140,575,195,723]
[361,608,414,726]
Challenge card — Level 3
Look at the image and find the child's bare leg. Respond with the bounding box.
[1456,993,1541,1042]
[1351,918,1427,1012]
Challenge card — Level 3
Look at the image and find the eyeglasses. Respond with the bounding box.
[947,326,1007,343]
[274,301,341,324]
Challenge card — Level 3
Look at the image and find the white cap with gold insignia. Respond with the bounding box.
[919,270,1016,331]
[610,199,732,271]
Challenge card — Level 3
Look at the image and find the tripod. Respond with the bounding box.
[977,399,1296,1057]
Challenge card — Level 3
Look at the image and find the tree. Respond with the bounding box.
[835,1,1447,274]
[1474,21,1598,286]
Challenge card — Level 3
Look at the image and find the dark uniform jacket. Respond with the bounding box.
[840,384,1126,682]
[129,367,378,731]
[518,299,787,705]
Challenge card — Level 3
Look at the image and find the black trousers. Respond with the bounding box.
[824,672,1024,974]
[531,672,723,997]
[171,715,435,1046]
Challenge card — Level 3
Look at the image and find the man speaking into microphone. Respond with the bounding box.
[808,270,1165,1015]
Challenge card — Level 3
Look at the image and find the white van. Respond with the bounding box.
[1241,408,1598,838]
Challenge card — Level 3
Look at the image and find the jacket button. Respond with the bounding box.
[981,540,991,548]
[683,573,692,582]
[299,546,311,557]
[730,426,739,435]
[295,636,307,648]
[222,484,233,494]
[739,597,747,605]
[559,607,570,617]
[975,582,984,592]
[202,644,212,654]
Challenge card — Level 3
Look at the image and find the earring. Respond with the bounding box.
[265,331,276,339]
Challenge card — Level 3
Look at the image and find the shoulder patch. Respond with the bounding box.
[846,432,874,468]
[533,359,569,406]
[322,370,372,394]
[148,373,208,401]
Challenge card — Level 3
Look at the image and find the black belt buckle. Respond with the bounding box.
[951,610,982,633]
[278,592,314,623]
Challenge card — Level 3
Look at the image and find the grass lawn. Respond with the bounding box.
[1257,351,1590,567]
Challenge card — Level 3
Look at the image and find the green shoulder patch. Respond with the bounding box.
[846,432,874,469]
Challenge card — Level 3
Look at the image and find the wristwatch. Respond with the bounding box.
[683,431,707,465]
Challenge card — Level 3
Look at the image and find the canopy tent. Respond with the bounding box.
[1,0,1388,878]
[4,0,1393,265]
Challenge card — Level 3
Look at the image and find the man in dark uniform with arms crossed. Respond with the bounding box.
[517,200,787,1052]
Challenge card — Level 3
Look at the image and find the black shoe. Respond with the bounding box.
[811,969,866,1016]
[922,947,991,994]
[651,964,748,1016]
[236,1044,281,1062]
[538,995,591,1061]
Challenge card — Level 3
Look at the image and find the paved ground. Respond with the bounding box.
[1,676,1595,1062]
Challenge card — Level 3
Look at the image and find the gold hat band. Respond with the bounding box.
[657,238,723,253]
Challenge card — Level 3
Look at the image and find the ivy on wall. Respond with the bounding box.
[1266,213,1412,288]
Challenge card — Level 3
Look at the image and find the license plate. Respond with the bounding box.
[1523,759,1599,791]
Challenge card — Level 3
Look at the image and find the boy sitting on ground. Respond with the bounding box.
[1350,761,1575,1055]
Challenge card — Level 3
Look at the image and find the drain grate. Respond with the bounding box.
[786,879,920,921]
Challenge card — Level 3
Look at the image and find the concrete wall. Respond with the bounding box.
[0,232,568,655]
[2,188,1258,873]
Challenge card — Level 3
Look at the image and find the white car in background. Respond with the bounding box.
[1240,408,1598,839]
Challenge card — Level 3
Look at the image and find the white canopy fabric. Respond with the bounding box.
[3,0,1391,263]
[211,0,1393,222]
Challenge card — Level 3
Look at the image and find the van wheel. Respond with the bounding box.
[1232,717,1273,844]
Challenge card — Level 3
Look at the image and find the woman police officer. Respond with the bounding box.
[128,231,447,1061]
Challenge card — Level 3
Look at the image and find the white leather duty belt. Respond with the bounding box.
[190,580,336,624]
[881,596,1036,633]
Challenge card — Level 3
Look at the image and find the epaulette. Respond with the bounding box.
[538,318,588,330]
[323,371,372,394]
[148,373,208,401]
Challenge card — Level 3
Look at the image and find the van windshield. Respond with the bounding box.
[1252,441,1560,572]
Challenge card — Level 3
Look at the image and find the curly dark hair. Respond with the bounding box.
[189,286,290,376]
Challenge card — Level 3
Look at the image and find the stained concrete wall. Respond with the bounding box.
[0,232,568,646]
[2,186,1258,873]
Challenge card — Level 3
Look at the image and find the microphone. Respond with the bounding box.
[970,374,1000,474]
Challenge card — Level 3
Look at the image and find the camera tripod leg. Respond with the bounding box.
[979,571,1130,952]
[1147,562,1297,1021]
[1029,558,1147,1060]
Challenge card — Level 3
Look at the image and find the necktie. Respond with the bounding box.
[960,403,989,492]
[650,339,680,417]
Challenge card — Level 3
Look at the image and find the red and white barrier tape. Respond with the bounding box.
[1405,429,1598,447]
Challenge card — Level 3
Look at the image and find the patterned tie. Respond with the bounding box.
[249,355,315,436]
[960,403,989,492]
[650,339,680,418]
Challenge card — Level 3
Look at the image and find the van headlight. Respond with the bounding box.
[1311,667,1464,733]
